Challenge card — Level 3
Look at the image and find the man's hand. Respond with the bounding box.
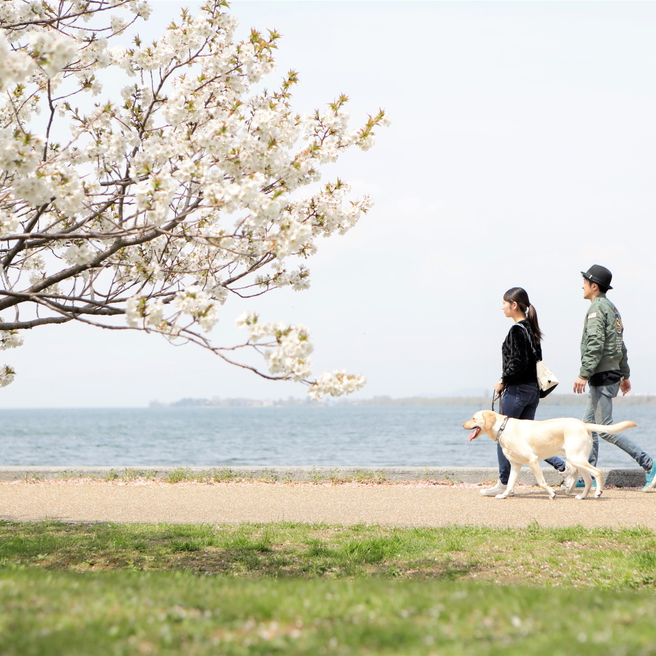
[621,378,631,396]
[573,377,587,394]
[494,381,504,395]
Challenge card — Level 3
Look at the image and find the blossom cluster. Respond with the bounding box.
[237,311,312,381]
[0,327,24,351]
[235,311,365,398]
[309,370,367,401]
[0,0,386,395]
[0,365,15,388]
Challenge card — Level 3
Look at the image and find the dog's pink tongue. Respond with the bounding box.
[468,428,480,442]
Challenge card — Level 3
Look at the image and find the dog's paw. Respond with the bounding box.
[574,493,586,500]
[495,493,508,499]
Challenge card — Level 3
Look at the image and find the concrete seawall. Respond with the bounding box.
[0,466,647,487]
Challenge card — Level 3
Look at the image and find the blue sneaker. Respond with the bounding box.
[642,462,656,492]
[574,478,596,488]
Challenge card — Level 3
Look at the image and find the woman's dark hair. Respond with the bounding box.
[503,287,543,343]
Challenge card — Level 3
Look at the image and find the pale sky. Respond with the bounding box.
[2,0,656,407]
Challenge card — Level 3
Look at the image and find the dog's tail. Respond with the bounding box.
[584,420,637,434]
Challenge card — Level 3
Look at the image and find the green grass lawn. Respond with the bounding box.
[1,521,656,655]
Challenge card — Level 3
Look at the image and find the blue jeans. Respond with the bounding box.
[497,383,566,485]
[584,383,653,471]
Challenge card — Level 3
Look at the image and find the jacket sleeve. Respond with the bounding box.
[580,310,605,379]
[502,325,532,383]
[620,342,630,378]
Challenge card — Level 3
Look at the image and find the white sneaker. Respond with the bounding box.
[480,481,507,496]
[560,462,578,494]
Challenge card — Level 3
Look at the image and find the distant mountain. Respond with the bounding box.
[444,388,489,398]
[150,393,656,408]
[149,397,315,408]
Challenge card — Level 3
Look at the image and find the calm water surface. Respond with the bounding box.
[0,405,653,468]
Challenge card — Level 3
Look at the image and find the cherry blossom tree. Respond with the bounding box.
[0,0,387,398]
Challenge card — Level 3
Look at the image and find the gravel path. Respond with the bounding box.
[1,481,655,528]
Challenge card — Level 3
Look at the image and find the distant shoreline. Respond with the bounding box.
[150,394,656,408]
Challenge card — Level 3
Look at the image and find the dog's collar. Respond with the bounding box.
[496,416,510,440]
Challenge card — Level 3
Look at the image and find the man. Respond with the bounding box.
[573,264,656,491]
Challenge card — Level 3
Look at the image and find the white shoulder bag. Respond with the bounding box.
[518,323,559,398]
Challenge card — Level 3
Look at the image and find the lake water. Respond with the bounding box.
[0,405,654,468]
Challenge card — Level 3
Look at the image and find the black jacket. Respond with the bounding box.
[501,320,542,386]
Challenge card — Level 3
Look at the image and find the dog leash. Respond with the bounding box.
[491,393,509,438]
[496,415,510,439]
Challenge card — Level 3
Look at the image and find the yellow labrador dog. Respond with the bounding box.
[463,410,637,500]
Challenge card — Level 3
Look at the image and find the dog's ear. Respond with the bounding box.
[483,411,496,431]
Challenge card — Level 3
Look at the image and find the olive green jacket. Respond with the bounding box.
[579,293,630,380]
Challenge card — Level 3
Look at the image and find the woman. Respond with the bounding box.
[480,287,577,497]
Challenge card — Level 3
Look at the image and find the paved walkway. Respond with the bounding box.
[2,481,655,529]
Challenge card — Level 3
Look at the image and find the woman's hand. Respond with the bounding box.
[494,380,504,395]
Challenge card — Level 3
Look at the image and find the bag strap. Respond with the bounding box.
[516,322,540,362]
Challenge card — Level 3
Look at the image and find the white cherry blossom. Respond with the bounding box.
[0,365,16,388]
[0,0,386,396]
[28,32,78,78]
